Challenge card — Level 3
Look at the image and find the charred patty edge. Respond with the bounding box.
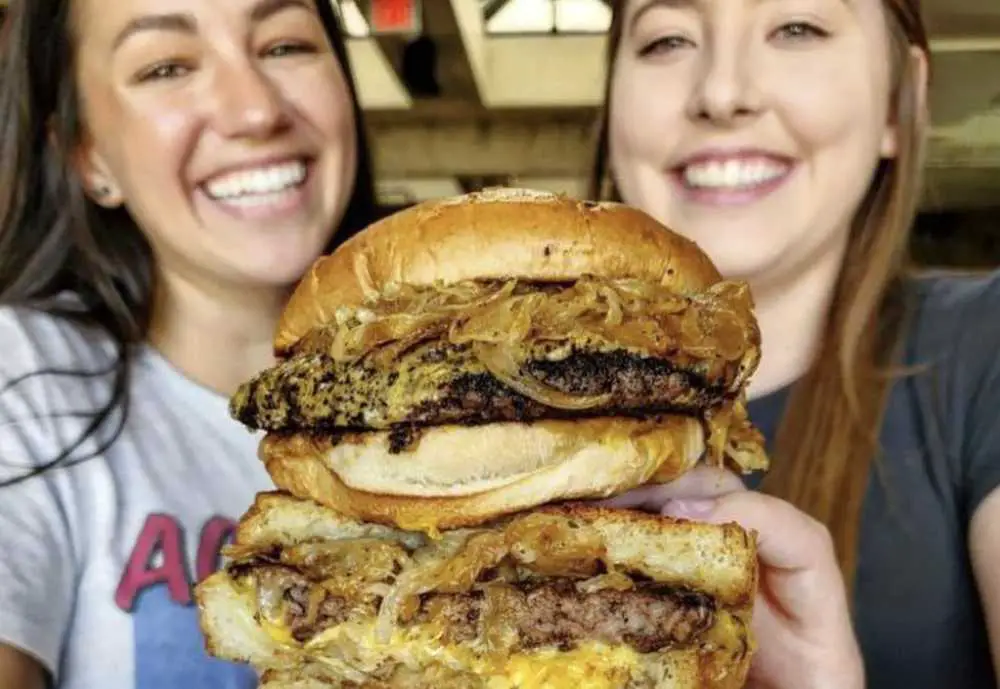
[233,346,738,437]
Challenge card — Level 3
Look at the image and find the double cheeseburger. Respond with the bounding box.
[197,188,769,689]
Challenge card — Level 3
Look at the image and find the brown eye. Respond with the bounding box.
[136,61,191,83]
[263,42,316,58]
[771,22,829,42]
[638,34,695,57]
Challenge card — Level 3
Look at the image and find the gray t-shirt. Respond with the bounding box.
[0,305,270,688]
[746,269,1000,688]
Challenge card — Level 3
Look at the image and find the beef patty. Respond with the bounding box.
[415,579,716,654]
[231,339,743,435]
[261,572,715,654]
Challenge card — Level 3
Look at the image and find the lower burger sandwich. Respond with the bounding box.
[199,493,757,689]
[196,188,769,688]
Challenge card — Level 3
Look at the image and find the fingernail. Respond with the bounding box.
[661,499,716,519]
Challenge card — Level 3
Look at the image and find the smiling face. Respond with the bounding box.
[71,0,358,292]
[608,0,899,291]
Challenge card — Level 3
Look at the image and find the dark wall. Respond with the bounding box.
[912,209,1000,269]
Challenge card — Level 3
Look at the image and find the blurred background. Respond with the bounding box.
[336,0,1000,268]
[1,0,998,267]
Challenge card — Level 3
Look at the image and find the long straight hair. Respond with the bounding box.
[0,0,378,487]
[589,0,931,585]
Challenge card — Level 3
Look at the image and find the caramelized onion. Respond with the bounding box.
[480,583,523,653]
[376,531,509,643]
[373,514,609,643]
[302,586,328,629]
[472,342,613,411]
[575,571,635,594]
[281,539,410,583]
[308,277,759,379]
[254,575,289,627]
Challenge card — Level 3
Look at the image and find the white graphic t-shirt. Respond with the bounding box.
[0,305,271,689]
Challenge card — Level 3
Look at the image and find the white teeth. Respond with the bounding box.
[205,160,307,200]
[683,158,788,190]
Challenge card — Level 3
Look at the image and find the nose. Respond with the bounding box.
[208,58,289,140]
[687,39,761,125]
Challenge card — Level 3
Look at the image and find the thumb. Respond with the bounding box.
[662,490,835,572]
[602,465,746,512]
[703,491,836,574]
[663,491,852,627]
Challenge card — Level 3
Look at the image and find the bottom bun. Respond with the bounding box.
[260,416,705,533]
[257,645,751,689]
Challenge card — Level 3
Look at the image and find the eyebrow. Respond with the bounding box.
[112,0,313,52]
[628,0,849,32]
[112,13,195,51]
[250,0,313,24]
[628,0,696,34]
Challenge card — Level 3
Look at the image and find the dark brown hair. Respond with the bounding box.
[589,0,931,584]
[0,0,378,487]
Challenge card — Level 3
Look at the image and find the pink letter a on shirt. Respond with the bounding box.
[115,513,191,612]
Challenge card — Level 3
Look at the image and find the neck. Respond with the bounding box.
[745,247,847,400]
[149,271,289,397]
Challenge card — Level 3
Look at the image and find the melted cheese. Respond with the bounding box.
[267,619,642,688]
[261,618,296,646]
[487,645,640,689]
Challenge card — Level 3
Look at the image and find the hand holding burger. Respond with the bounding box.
[608,469,865,689]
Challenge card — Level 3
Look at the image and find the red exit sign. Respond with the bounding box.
[369,0,422,35]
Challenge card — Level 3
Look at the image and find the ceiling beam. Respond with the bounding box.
[359,0,487,105]
[345,39,412,109]
[483,0,513,21]
[368,118,597,178]
[369,117,1000,176]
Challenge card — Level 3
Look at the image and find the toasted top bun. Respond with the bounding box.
[222,491,758,607]
[275,188,723,355]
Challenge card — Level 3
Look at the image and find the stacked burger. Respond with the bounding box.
[196,189,769,689]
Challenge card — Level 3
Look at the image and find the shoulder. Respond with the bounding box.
[0,302,122,478]
[901,269,1000,509]
[904,268,1000,366]
[0,301,118,381]
[909,267,1000,316]
[908,267,1000,322]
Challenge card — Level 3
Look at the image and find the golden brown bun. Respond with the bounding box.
[259,416,707,533]
[280,416,705,497]
[275,188,724,355]
[220,492,759,607]
[254,647,751,689]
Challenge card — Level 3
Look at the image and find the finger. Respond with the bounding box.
[602,465,746,510]
[667,491,853,633]
[660,491,827,571]
[704,491,836,574]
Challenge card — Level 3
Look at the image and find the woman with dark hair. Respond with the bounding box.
[0,0,377,686]
[593,0,1000,687]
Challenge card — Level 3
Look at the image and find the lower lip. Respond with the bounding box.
[673,165,794,206]
[199,163,313,221]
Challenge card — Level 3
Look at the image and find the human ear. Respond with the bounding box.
[71,131,125,207]
[880,46,929,159]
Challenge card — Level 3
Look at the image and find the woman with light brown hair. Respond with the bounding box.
[592,0,1000,687]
